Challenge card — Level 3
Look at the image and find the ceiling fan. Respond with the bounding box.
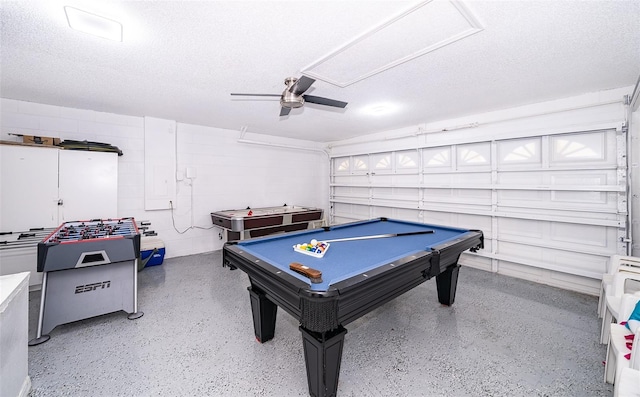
[231,76,348,116]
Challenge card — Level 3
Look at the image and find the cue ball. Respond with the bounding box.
[310,239,318,246]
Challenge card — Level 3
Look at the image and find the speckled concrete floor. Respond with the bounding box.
[27,251,612,396]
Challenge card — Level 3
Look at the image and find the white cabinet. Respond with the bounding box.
[0,145,59,231]
[58,149,118,222]
[0,144,118,286]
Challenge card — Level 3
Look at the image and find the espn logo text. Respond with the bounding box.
[75,281,111,294]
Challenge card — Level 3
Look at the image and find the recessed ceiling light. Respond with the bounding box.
[362,103,399,116]
[64,6,123,42]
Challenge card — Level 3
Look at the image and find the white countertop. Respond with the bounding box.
[0,272,30,312]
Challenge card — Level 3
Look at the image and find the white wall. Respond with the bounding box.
[0,98,330,260]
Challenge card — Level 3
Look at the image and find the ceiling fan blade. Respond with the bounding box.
[303,95,348,108]
[280,107,292,116]
[290,76,315,95]
[230,93,281,97]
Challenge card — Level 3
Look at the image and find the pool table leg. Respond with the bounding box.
[300,326,347,397]
[248,287,278,343]
[436,264,461,306]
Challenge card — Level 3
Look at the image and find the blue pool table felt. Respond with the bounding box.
[234,219,470,291]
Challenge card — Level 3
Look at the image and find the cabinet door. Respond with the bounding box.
[58,150,118,222]
[0,145,59,231]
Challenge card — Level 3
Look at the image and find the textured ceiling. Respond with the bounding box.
[1,0,639,143]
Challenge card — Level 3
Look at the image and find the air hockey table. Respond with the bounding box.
[223,217,483,397]
[211,205,323,241]
[29,218,143,345]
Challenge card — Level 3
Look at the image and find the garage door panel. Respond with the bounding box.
[333,186,368,198]
[449,212,492,227]
[421,202,493,214]
[420,212,492,234]
[498,192,617,212]
[372,187,418,200]
[498,205,619,222]
[455,214,492,236]
[498,218,544,239]
[333,203,370,221]
[422,174,452,184]
[455,189,491,200]
[374,174,421,184]
[421,188,492,204]
[550,190,609,204]
[456,172,492,185]
[395,208,421,221]
[457,142,491,170]
[459,254,492,272]
[544,250,606,276]
[392,174,420,184]
[499,221,616,253]
[498,172,545,185]
[498,243,606,276]
[422,172,492,185]
[550,223,614,248]
[498,190,546,204]
[495,259,601,294]
[497,137,542,168]
[549,131,614,166]
[498,169,617,186]
[333,175,368,184]
[423,147,452,169]
[423,188,453,197]
[550,170,616,185]
[499,241,544,262]
[498,259,547,279]
[549,270,603,293]
[421,211,455,226]
[371,206,394,219]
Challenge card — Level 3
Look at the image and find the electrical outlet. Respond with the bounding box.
[218,232,223,240]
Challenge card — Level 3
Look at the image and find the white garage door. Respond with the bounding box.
[330,128,629,294]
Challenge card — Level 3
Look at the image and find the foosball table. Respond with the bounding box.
[29,218,143,345]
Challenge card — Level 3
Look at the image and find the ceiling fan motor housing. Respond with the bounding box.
[281,77,305,108]
[281,91,304,108]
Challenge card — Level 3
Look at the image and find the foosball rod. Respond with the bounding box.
[0,227,56,237]
[0,229,57,250]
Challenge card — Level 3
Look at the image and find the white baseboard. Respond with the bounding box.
[18,376,31,397]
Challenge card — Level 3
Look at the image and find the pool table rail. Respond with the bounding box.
[429,229,484,276]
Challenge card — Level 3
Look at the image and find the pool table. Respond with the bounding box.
[223,217,483,397]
